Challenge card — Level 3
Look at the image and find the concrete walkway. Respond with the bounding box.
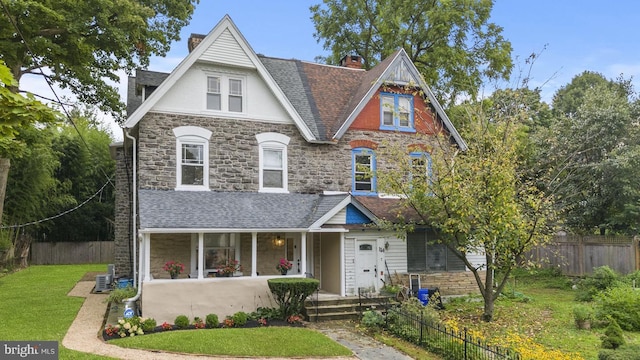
[63,281,411,360]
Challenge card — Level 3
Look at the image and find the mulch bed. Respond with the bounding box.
[102,319,305,341]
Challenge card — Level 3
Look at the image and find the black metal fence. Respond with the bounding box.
[358,290,520,360]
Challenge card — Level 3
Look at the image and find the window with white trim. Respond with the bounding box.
[173,126,212,191]
[191,233,241,276]
[380,93,414,131]
[352,148,376,195]
[256,133,290,193]
[206,74,245,113]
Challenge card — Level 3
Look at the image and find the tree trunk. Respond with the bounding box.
[0,158,9,225]
[483,296,495,322]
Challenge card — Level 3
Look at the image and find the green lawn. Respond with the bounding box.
[112,327,352,357]
[440,271,640,360]
[0,264,115,359]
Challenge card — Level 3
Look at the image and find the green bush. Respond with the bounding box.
[598,344,640,360]
[575,266,621,302]
[601,318,625,350]
[267,278,319,317]
[595,285,640,331]
[231,311,248,327]
[250,307,282,320]
[140,317,156,332]
[105,286,137,303]
[205,313,219,328]
[174,315,189,329]
[361,310,385,329]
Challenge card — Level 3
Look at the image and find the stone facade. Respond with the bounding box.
[136,112,441,193]
[113,144,133,278]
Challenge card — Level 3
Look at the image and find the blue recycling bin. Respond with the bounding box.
[117,278,133,288]
[417,288,430,305]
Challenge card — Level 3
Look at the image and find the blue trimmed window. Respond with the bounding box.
[352,148,377,195]
[380,93,414,131]
[410,152,432,181]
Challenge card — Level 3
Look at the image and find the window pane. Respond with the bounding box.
[382,96,394,126]
[264,169,283,188]
[399,97,410,127]
[354,153,372,191]
[229,95,242,112]
[229,79,242,95]
[182,144,203,164]
[208,77,220,93]
[207,93,221,110]
[407,231,427,272]
[264,149,283,168]
[181,164,203,185]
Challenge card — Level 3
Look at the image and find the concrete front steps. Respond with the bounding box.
[304,294,396,322]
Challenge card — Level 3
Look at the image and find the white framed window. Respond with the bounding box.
[256,132,290,193]
[173,126,212,191]
[191,233,241,276]
[206,74,245,113]
[352,148,377,195]
[380,92,414,132]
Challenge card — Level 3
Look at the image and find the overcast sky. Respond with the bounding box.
[20,1,640,140]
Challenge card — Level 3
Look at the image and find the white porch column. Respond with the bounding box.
[251,232,258,277]
[300,232,307,276]
[143,233,151,282]
[198,233,204,279]
[340,232,345,296]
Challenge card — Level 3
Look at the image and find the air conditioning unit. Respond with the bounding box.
[95,274,110,293]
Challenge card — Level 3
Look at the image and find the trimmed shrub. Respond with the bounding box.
[140,318,156,332]
[267,278,319,318]
[205,313,219,328]
[361,310,385,329]
[601,318,625,350]
[231,311,248,327]
[174,315,189,329]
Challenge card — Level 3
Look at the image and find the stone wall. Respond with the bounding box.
[113,144,133,278]
[396,270,486,296]
[137,112,441,193]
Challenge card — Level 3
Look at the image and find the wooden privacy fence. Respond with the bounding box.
[30,241,114,265]
[526,235,640,276]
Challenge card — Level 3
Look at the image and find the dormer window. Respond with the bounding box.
[206,74,244,113]
[380,93,414,132]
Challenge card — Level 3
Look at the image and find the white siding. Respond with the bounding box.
[200,29,255,68]
[153,64,293,123]
[466,251,485,271]
[344,238,356,295]
[326,209,347,225]
[383,234,407,274]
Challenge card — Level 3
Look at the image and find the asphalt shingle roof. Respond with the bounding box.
[138,189,349,230]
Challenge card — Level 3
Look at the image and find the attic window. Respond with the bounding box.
[380,93,414,132]
[206,74,245,113]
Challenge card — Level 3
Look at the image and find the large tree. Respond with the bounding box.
[0,0,198,121]
[377,91,556,322]
[310,0,513,104]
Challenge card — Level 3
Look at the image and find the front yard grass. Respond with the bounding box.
[111,327,352,357]
[0,264,115,359]
[440,270,640,360]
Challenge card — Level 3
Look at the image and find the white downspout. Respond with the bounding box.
[124,129,142,303]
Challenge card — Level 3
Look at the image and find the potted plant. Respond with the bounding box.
[276,258,293,275]
[573,304,593,330]
[163,260,184,279]
[217,260,242,277]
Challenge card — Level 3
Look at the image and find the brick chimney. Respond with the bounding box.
[188,33,206,52]
[340,55,363,69]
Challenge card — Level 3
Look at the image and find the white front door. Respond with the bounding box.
[287,237,302,275]
[355,240,378,292]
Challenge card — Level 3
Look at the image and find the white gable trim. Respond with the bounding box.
[309,196,353,230]
[333,49,467,151]
[123,15,316,142]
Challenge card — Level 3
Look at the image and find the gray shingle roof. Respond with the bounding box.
[138,189,349,230]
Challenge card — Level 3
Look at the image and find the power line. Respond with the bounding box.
[0,0,115,188]
[0,176,113,230]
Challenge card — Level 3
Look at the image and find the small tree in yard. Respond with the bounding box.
[378,89,557,322]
